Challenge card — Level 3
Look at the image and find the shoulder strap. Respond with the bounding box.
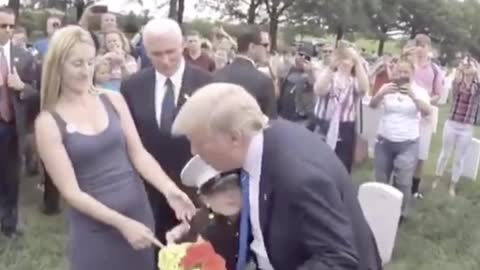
[99,93,119,117]
[49,111,67,140]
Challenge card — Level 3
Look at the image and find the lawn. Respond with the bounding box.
[1,105,480,270]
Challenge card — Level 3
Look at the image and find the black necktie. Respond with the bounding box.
[160,78,176,132]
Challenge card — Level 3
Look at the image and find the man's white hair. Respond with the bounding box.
[172,83,269,137]
[143,17,183,40]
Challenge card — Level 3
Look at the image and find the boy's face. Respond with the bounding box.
[95,64,111,84]
[201,187,242,217]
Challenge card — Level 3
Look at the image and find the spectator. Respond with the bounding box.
[33,16,62,59]
[184,31,215,72]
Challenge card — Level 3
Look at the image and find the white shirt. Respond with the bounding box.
[377,83,430,142]
[0,41,12,70]
[243,132,274,270]
[154,60,185,127]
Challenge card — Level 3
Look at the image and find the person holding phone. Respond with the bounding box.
[33,16,62,59]
[313,40,369,172]
[369,58,431,221]
[278,46,316,123]
[432,56,480,197]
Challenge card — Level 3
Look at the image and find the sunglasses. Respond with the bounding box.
[323,50,333,54]
[299,53,311,61]
[52,22,60,28]
[0,24,15,29]
[261,43,270,48]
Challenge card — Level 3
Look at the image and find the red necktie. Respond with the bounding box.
[0,46,11,122]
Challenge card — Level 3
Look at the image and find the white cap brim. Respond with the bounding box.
[181,155,220,188]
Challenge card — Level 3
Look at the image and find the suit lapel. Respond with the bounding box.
[176,64,194,112]
[142,68,158,129]
[258,131,275,255]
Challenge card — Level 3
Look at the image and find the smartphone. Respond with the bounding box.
[393,77,409,86]
[91,5,108,13]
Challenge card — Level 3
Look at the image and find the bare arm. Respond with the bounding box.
[354,59,370,95]
[314,68,334,96]
[35,112,130,230]
[369,83,395,108]
[104,92,195,220]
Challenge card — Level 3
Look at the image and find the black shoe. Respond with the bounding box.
[1,225,23,239]
[41,205,61,216]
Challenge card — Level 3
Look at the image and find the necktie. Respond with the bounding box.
[0,46,11,122]
[160,78,175,132]
[236,170,250,270]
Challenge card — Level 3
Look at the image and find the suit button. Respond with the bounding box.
[235,232,239,237]
[235,254,238,259]
[264,194,268,200]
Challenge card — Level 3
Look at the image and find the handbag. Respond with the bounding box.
[307,93,331,139]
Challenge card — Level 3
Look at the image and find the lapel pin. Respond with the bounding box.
[13,57,19,63]
[183,93,190,100]
[264,194,268,201]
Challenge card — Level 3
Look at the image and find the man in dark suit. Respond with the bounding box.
[0,7,39,238]
[120,18,212,242]
[172,83,382,270]
[213,26,277,118]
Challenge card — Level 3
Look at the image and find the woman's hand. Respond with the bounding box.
[164,186,196,222]
[379,82,398,96]
[118,218,163,250]
[166,222,191,244]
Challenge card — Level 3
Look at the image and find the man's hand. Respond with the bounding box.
[7,67,25,91]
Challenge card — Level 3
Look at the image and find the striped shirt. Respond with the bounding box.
[315,74,362,123]
[449,80,480,124]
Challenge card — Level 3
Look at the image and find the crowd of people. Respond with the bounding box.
[0,3,479,270]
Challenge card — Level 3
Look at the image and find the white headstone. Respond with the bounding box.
[358,182,403,265]
[462,138,480,181]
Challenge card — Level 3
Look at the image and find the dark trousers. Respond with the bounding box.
[335,122,356,173]
[0,121,20,232]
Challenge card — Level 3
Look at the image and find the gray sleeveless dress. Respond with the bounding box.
[51,94,156,270]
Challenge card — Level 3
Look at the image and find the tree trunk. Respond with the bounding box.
[377,25,388,56]
[7,0,20,21]
[335,23,344,46]
[269,16,279,52]
[177,0,184,24]
[247,0,257,24]
[169,0,178,19]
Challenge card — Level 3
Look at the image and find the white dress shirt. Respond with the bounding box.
[0,41,12,71]
[243,132,274,270]
[154,60,185,127]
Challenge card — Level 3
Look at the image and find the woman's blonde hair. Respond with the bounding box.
[100,29,131,55]
[41,25,95,111]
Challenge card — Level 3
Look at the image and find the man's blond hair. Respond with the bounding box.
[172,83,269,137]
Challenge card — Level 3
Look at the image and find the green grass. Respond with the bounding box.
[1,105,480,270]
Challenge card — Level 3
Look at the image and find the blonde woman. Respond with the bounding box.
[99,29,138,91]
[34,26,195,270]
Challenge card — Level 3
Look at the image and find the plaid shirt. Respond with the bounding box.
[450,80,480,124]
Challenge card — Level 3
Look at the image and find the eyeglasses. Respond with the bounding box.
[52,22,60,28]
[0,24,15,29]
[322,50,333,54]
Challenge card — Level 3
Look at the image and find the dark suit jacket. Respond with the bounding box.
[213,57,277,118]
[8,45,38,145]
[120,64,212,239]
[257,119,382,270]
[178,208,239,270]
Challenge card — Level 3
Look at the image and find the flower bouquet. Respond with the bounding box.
[158,241,226,270]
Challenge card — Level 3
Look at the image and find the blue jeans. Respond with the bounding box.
[374,136,419,217]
